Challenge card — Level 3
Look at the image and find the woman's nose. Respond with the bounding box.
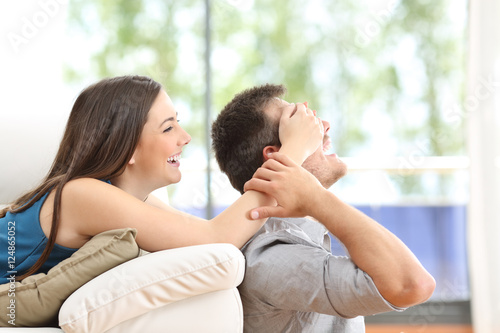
[184,132,191,145]
[180,127,191,146]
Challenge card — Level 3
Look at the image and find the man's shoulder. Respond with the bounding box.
[242,217,326,253]
[262,217,311,233]
[264,216,324,234]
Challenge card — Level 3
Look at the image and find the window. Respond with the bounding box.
[65,0,470,324]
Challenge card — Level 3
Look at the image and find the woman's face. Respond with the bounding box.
[132,90,191,188]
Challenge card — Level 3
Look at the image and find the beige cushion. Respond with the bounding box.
[0,229,139,327]
[59,243,245,333]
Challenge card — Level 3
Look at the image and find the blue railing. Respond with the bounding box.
[176,203,469,301]
[171,156,470,301]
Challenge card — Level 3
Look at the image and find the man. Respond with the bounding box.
[211,84,436,332]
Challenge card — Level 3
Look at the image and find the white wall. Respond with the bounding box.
[0,0,72,203]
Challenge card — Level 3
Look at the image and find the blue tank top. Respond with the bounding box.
[0,192,78,284]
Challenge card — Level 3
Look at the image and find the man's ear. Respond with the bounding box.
[262,146,280,161]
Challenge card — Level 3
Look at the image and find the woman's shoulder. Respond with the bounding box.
[63,178,116,196]
[59,178,144,238]
[61,178,132,211]
[66,177,112,186]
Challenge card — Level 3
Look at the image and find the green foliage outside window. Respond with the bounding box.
[65,0,466,198]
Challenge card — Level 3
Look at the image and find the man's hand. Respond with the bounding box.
[244,152,324,219]
[278,103,324,165]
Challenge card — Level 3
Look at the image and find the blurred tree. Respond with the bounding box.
[211,0,466,197]
[65,0,466,198]
[66,0,206,146]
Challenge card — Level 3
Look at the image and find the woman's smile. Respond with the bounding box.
[167,152,182,167]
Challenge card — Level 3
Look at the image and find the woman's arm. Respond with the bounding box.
[58,104,323,251]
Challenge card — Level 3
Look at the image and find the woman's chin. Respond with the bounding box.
[167,174,182,185]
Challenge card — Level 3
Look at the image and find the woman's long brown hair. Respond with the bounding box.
[0,75,161,280]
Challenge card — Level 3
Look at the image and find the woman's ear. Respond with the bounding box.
[128,152,136,165]
[262,146,280,161]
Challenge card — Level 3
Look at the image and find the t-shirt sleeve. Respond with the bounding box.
[242,239,406,318]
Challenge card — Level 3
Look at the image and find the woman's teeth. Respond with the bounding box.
[167,154,180,163]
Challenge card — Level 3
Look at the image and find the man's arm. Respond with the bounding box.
[244,153,436,308]
[308,190,435,308]
[241,228,404,321]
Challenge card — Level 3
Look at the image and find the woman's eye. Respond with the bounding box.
[163,119,180,133]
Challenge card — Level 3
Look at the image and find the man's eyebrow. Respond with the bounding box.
[158,112,178,128]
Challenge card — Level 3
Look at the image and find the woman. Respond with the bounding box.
[0,75,323,283]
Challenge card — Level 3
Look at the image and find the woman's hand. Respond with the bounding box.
[278,103,324,165]
[243,152,324,219]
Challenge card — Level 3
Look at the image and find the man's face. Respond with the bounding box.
[264,98,347,189]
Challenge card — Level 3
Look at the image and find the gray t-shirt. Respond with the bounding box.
[239,217,405,333]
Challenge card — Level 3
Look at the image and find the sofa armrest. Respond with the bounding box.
[106,288,243,333]
[58,243,245,333]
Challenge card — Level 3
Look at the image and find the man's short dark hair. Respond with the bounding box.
[212,84,286,194]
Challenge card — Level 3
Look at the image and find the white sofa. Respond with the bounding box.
[1,174,246,333]
[0,243,245,332]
